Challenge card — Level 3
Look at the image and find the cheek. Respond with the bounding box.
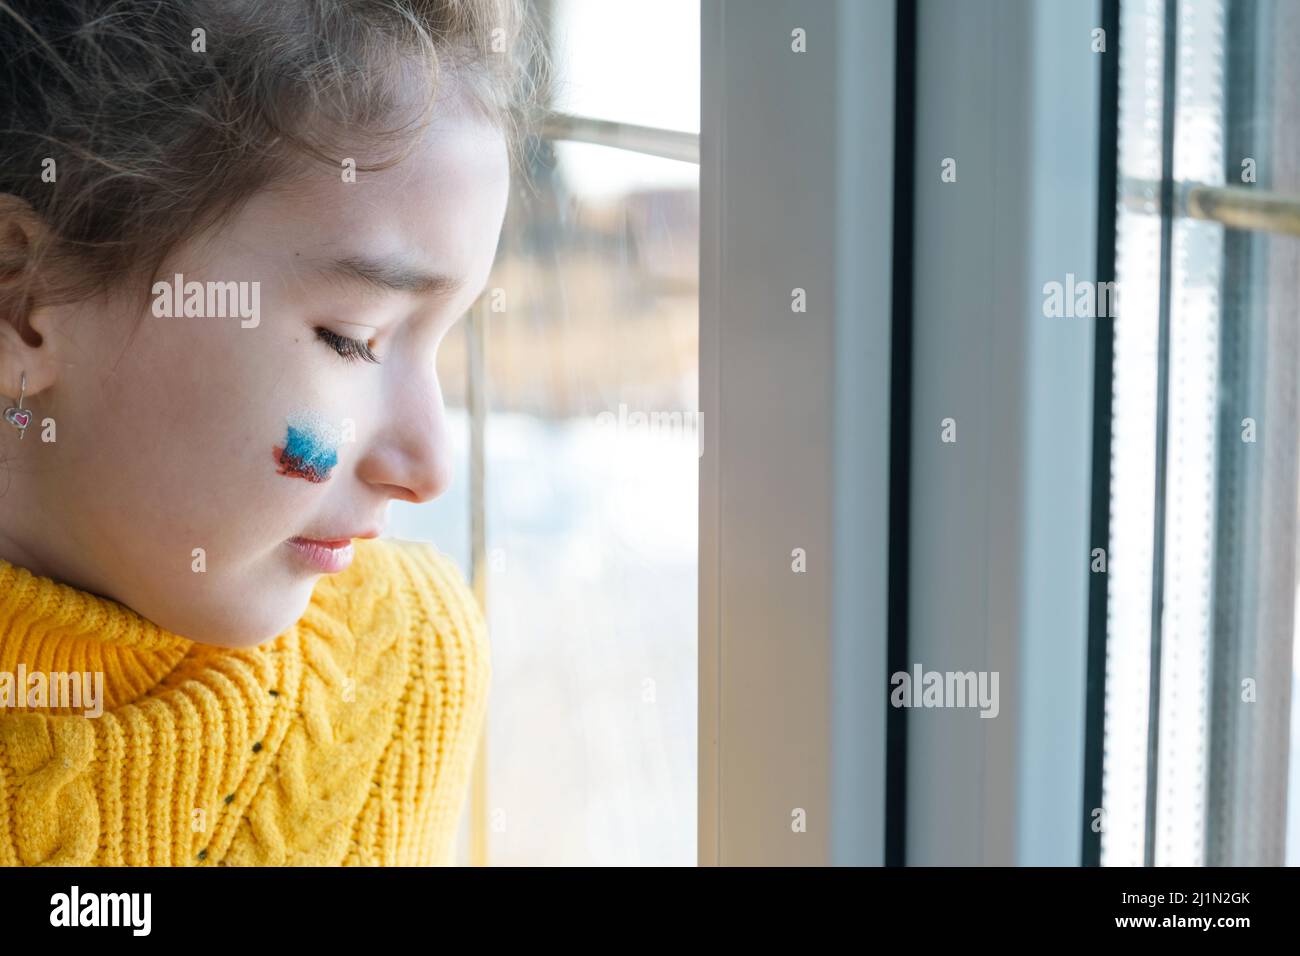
[54,293,370,582]
[77,323,312,524]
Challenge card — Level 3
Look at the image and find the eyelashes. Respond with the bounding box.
[314,326,380,364]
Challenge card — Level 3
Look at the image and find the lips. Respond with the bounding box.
[284,535,353,572]
[283,526,381,574]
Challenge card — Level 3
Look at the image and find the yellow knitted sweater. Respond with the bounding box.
[0,538,490,866]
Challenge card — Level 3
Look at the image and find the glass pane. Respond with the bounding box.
[390,0,701,867]
[1103,0,1165,868]
[465,0,700,865]
[1153,0,1224,867]
[477,139,699,864]
[1105,0,1300,867]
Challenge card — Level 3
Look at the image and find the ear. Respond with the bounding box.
[0,194,65,402]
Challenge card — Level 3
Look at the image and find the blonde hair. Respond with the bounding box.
[0,0,548,310]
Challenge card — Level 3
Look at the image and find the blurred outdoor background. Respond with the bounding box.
[387,0,700,865]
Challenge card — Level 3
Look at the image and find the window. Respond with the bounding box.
[1100,0,1300,867]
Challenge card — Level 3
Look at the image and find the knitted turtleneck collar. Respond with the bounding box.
[0,556,196,714]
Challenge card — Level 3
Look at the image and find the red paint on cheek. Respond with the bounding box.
[272,445,332,483]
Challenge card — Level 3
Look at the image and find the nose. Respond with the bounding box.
[355,369,454,504]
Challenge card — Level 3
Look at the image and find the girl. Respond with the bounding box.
[0,0,542,865]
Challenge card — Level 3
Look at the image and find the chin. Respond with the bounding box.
[149,582,315,649]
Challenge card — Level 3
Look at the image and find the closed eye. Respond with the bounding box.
[315,327,380,364]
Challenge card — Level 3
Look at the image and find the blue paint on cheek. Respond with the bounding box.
[274,422,339,483]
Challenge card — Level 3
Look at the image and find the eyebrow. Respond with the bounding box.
[317,254,466,297]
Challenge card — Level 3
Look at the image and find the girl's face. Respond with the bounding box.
[0,86,510,646]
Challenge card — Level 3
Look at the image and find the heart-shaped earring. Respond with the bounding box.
[3,372,31,439]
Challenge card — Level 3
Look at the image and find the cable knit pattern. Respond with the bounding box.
[0,538,490,866]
